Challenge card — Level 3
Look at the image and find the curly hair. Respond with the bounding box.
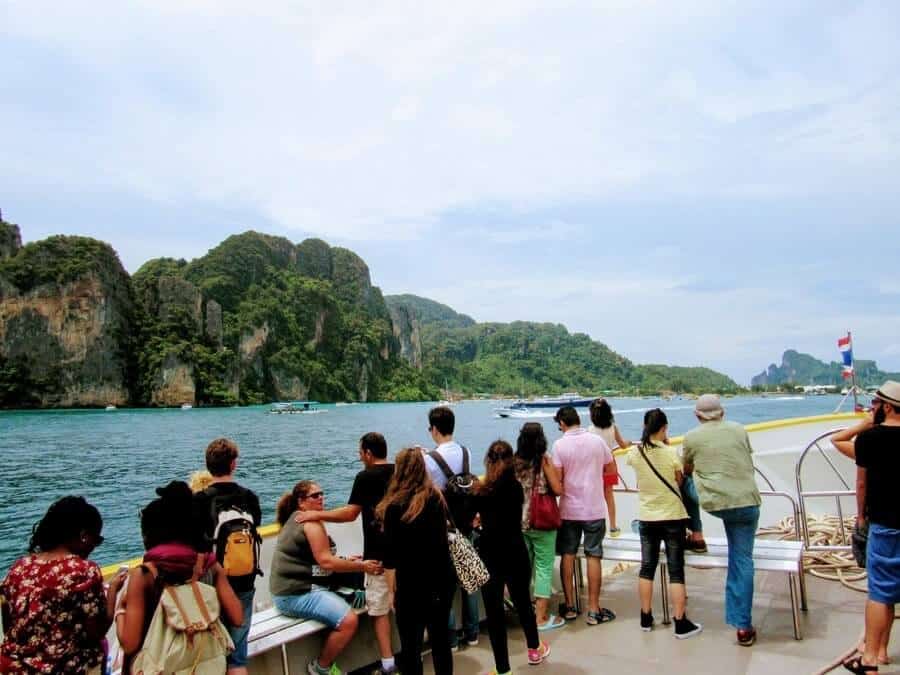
[29,496,102,554]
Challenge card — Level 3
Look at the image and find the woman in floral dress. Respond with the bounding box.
[0,496,125,674]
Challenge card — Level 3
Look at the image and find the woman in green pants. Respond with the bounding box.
[514,422,565,631]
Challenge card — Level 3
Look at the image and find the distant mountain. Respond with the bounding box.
[385,294,740,396]
[751,349,900,388]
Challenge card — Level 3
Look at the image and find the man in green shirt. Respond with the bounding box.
[682,394,761,647]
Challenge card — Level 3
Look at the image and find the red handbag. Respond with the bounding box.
[529,469,561,530]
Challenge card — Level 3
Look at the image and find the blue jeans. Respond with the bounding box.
[682,476,703,534]
[227,589,255,667]
[273,589,352,628]
[448,585,480,646]
[709,505,759,630]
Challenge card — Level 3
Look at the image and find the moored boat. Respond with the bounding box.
[268,400,324,414]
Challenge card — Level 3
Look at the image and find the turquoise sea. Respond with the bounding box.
[0,395,854,572]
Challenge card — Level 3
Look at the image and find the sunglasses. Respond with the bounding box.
[304,491,324,500]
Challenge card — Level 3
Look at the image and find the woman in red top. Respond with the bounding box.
[0,496,125,674]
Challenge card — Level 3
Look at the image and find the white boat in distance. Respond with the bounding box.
[495,391,597,417]
[269,400,325,414]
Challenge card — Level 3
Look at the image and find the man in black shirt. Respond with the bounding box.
[193,438,262,675]
[850,381,900,673]
[297,432,397,675]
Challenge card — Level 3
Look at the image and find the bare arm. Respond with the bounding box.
[541,455,564,495]
[213,563,244,627]
[832,440,856,460]
[304,522,382,575]
[675,469,684,487]
[856,467,867,526]
[116,567,150,655]
[831,417,874,460]
[614,426,631,450]
[296,504,362,524]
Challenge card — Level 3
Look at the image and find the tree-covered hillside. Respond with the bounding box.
[386,294,740,396]
[751,349,900,388]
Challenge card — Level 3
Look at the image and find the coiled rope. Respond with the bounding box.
[756,513,867,592]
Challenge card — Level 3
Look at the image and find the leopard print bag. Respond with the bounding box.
[448,531,490,593]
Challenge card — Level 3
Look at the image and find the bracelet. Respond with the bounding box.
[115,608,127,618]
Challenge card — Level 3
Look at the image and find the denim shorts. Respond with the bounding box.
[557,519,606,557]
[273,588,352,628]
[226,589,255,667]
[867,523,900,605]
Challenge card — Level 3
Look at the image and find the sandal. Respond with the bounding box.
[537,614,566,631]
[843,656,878,673]
[559,603,578,621]
[586,607,616,625]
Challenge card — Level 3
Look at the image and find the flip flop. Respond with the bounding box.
[537,614,566,631]
[559,603,578,621]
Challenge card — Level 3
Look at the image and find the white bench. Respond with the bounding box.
[248,601,368,674]
[577,534,808,639]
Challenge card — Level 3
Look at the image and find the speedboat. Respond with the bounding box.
[508,392,596,409]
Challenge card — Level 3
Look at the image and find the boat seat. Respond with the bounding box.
[576,534,807,639]
[247,600,368,672]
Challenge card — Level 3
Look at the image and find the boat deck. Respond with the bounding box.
[418,563,878,675]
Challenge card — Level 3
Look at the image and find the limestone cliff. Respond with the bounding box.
[0,236,135,407]
[0,219,22,259]
[388,302,422,369]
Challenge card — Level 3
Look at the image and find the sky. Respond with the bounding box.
[2,1,899,384]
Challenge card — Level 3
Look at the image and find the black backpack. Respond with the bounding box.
[428,446,477,535]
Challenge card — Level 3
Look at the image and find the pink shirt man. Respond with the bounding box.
[552,427,614,521]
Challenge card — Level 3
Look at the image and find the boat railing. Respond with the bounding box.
[614,466,802,541]
[795,427,855,552]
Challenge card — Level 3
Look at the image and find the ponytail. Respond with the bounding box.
[276,480,316,526]
[641,408,668,450]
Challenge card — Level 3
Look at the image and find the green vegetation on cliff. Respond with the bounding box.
[386,294,740,396]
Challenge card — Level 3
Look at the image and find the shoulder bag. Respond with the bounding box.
[529,466,561,531]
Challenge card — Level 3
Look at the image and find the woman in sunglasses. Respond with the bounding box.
[271,480,382,675]
[1,496,124,674]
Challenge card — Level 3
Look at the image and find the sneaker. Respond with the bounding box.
[640,610,654,632]
[737,627,757,646]
[673,616,703,639]
[528,640,551,665]
[467,635,480,647]
[451,644,460,653]
[308,660,342,675]
[609,527,621,538]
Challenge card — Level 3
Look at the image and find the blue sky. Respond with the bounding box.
[2,1,899,384]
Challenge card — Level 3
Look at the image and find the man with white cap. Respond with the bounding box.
[682,394,761,646]
[844,381,900,674]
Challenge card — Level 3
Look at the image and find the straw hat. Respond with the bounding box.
[874,380,900,407]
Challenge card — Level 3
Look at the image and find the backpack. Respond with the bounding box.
[428,446,477,535]
[207,490,261,579]
[130,557,234,674]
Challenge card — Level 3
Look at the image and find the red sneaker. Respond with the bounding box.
[737,628,757,646]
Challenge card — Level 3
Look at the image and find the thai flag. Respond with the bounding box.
[838,334,853,378]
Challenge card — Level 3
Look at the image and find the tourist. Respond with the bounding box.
[378,448,454,675]
[271,481,381,675]
[682,394,761,646]
[627,409,702,638]
[0,496,125,674]
[843,381,900,674]
[477,440,551,673]
[514,422,565,630]
[552,405,617,625]
[193,438,262,675]
[423,405,480,650]
[588,398,632,537]
[295,432,398,675]
[116,481,243,673]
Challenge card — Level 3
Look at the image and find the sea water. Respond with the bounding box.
[0,395,853,571]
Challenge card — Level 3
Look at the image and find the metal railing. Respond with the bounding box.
[795,427,855,551]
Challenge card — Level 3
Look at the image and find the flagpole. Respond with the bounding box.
[849,331,859,411]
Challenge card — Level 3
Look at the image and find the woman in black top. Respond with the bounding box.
[476,440,549,673]
[377,448,454,675]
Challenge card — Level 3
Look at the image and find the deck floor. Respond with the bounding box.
[419,564,890,675]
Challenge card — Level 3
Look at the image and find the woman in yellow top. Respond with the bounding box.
[626,408,702,639]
